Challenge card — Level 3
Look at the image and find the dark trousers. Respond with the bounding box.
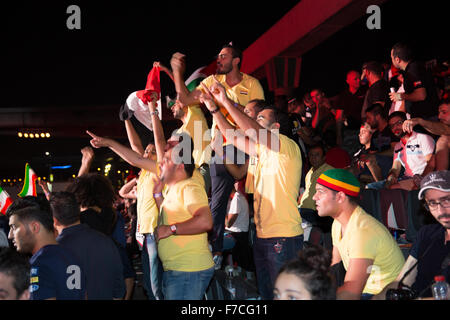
[253,235,304,300]
[209,145,247,254]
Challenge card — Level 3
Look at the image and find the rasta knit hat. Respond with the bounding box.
[317,169,360,197]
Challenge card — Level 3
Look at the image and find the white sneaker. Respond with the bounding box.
[213,255,223,270]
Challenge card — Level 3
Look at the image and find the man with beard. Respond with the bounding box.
[170,43,265,269]
[373,170,450,299]
[367,111,435,190]
[365,103,399,155]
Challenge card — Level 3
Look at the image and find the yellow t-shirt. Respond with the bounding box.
[136,169,159,234]
[252,134,303,238]
[300,163,334,211]
[331,206,405,295]
[157,177,214,272]
[199,73,265,141]
[175,105,211,167]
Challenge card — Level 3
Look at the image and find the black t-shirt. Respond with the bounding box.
[409,223,450,298]
[402,61,439,119]
[362,79,390,119]
[332,85,367,129]
[371,125,399,153]
[57,224,126,299]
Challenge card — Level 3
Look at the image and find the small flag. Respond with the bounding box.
[0,186,13,215]
[18,163,38,198]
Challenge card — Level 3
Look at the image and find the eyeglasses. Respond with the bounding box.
[425,196,450,211]
[389,120,404,129]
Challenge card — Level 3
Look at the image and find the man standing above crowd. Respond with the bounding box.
[199,78,303,300]
[312,169,404,299]
[170,43,265,269]
[389,42,439,121]
[361,61,390,121]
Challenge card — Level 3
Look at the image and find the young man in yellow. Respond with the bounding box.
[170,43,265,268]
[199,79,303,300]
[153,135,214,300]
[312,169,405,299]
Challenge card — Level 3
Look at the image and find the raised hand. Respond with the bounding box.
[80,146,94,161]
[170,52,186,74]
[402,118,419,134]
[210,75,228,104]
[86,130,112,148]
[199,83,218,112]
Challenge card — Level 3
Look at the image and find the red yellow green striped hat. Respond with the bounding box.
[317,169,360,197]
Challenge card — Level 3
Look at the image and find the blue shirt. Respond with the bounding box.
[29,244,86,300]
[57,224,125,299]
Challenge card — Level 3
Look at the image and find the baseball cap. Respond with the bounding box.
[418,170,450,200]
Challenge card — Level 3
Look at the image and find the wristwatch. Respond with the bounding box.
[170,224,177,235]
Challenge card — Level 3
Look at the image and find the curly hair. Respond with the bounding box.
[66,173,115,209]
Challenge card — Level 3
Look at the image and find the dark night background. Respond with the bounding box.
[0,0,448,185]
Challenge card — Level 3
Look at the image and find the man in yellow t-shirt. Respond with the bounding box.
[199,83,303,300]
[153,135,214,300]
[170,43,265,268]
[313,168,405,299]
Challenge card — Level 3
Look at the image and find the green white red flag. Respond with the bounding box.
[18,163,38,198]
[0,186,12,215]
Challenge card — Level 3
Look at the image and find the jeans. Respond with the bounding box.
[162,267,215,300]
[253,234,304,300]
[142,234,164,300]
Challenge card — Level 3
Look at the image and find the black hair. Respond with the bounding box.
[247,99,266,114]
[388,111,407,122]
[391,42,414,62]
[309,143,327,156]
[7,206,54,233]
[170,132,196,178]
[366,103,388,120]
[222,42,242,69]
[5,196,50,216]
[278,244,336,300]
[49,192,80,226]
[362,61,384,77]
[261,105,296,140]
[66,173,116,209]
[0,247,30,298]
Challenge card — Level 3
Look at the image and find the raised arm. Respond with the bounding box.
[119,177,137,200]
[403,117,450,136]
[147,98,166,163]
[170,52,202,106]
[78,146,95,177]
[124,120,145,156]
[86,130,157,173]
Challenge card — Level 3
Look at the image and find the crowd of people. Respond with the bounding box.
[0,41,449,301]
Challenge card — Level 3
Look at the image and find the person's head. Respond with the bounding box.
[346,70,361,91]
[312,169,360,218]
[303,92,315,109]
[143,143,157,161]
[310,89,325,106]
[7,206,54,254]
[388,111,408,138]
[244,99,266,120]
[274,244,336,300]
[66,173,116,210]
[0,247,30,300]
[418,171,450,229]
[256,106,295,139]
[438,98,450,125]
[361,61,384,85]
[308,144,327,169]
[365,103,387,130]
[359,122,374,146]
[170,99,187,121]
[287,97,305,115]
[217,43,242,74]
[160,133,195,185]
[391,42,413,70]
[49,192,80,229]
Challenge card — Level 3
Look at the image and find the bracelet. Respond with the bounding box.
[210,108,220,114]
[233,102,239,108]
[150,111,158,116]
[153,192,163,198]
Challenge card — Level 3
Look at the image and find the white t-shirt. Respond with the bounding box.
[225,191,249,233]
[0,229,8,247]
[394,131,435,177]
